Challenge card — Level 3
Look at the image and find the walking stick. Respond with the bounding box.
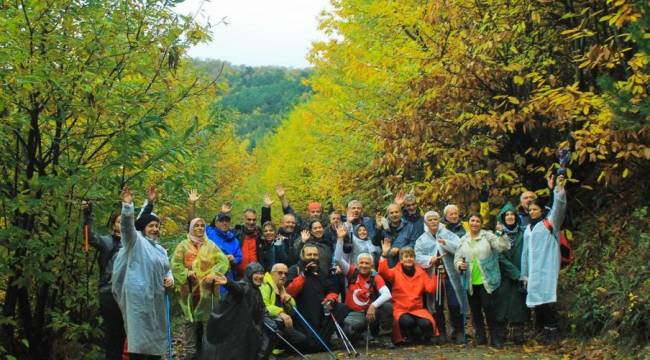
[165,293,174,359]
[330,313,358,357]
[460,257,468,346]
[365,323,369,357]
[263,322,310,359]
[291,306,337,359]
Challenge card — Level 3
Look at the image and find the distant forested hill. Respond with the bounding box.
[192,59,311,149]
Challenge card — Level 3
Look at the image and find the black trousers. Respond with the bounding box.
[535,303,559,328]
[128,355,161,360]
[468,285,496,336]
[398,313,433,341]
[99,291,125,360]
[293,303,350,353]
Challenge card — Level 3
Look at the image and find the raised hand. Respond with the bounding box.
[263,194,274,207]
[335,224,347,240]
[121,186,133,204]
[213,274,228,285]
[189,189,200,204]
[275,185,286,199]
[381,238,391,256]
[375,212,384,230]
[146,185,157,202]
[394,190,406,207]
[221,201,233,213]
[556,175,566,191]
[300,229,310,243]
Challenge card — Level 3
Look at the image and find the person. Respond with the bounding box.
[442,190,490,239]
[112,186,174,359]
[521,175,567,344]
[517,191,537,227]
[374,203,416,267]
[258,221,279,271]
[395,191,425,240]
[285,243,349,353]
[295,220,334,276]
[333,225,392,343]
[378,239,438,345]
[275,185,328,231]
[203,262,274,360]
[267,210,301,267]
[206,211,242,285]
[455,214,510,347]
[349,223,380,268]
[171,214,230,359]
[259,263,308,354]
[414,210,468,344]
[323,210,346,248]
[493,202,528,345]
[344,200,377,245]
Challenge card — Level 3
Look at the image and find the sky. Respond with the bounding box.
[174,0,332,68]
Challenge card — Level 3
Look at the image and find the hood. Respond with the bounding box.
[244,262,265,285]
[263,272,278,292]
[497,202,519,227]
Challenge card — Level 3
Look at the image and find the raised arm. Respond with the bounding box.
[120,186,139,251]
[487,230,511,252]
[187,189,200,224]
[137,185,156,219]
[81,201,106,250]
[334,226,351,275]
[377,239,395,283]
[261,194,273,224]
[548,176,567,232]
[275,185,290,212]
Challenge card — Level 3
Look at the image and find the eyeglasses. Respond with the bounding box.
[274,271,288,275]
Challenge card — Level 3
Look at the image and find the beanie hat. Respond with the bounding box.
[135,213,160,231]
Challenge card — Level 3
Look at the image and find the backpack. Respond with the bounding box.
[542,219,574,268]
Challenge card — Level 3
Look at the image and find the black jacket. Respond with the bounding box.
[286,261,338,330]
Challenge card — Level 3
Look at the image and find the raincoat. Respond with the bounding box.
[414,223,468,313]
[521,188,567,307]
[111,202,171,356]
[493,202,528,323]
[171,236,230,322]
[259,272,296,317]
[454,230,510,295]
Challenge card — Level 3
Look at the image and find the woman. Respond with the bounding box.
[414,211,467,344]
[171,216,230,359]
[521,175,567,343]
[378,239,438,345]
[296,220,334,275]
[454,214,510,347]
[493,202,528,345]
[349,223,380,268]
[112,187,173,360]
[258,221,278,271]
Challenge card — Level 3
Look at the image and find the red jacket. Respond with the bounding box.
[378,257,438,343]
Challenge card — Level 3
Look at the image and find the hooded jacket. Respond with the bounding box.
[204,262,267,360]
[414,223,468,313]
[521,188,567,307]
[206,226,242,281]
[259,272,296,317]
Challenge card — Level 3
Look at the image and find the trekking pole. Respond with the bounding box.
[263,322,310,359]
[333,317,352,356]
[165,292,174,360]
[291,306,337,359]
[460,257,468,346]
[330,313,358,357]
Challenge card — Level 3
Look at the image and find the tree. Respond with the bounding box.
[0,1,218,357]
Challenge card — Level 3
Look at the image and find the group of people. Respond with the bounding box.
[83,174,568,359]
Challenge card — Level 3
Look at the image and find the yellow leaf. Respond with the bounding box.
[507,96,520,104]
[622,168,630,178]
[513,75,525,85]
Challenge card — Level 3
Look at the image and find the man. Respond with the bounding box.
[374,203,416,267]
[285,244,349,353]
[395,192,425,240]
[517,191,537,227]
[206,213,242,284]
[204,262,274,360]
[259,263,308,354]
[345,199,377,244]
[333,225,392,343]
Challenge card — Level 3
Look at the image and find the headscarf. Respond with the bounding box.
[188,217,206,246]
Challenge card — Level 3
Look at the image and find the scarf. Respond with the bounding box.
[188,218,206,246]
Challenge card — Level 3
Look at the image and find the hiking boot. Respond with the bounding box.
[541,326,559,345]
[511,324,525,345]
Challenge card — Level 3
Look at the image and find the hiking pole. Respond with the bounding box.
[330,314,352,356]
[291,306,337,359]
[165,292,174,360]
[263,322,309,359]
[330,313,358,357]
[460,257,468,346]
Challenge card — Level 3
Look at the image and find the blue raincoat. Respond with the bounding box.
[112,203,172,356]
[521,188,567,307]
